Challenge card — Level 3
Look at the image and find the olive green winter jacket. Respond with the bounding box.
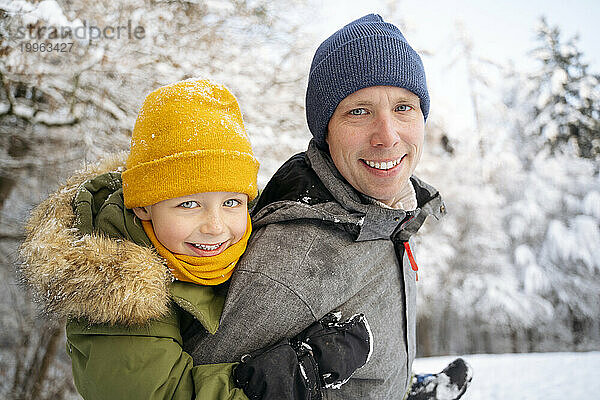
[19,154,249,400]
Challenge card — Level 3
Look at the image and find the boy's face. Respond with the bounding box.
[133,192,248,257]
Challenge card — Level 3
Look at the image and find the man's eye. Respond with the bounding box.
[395,104,413,112]
[223,199,241,207]
[349,108,367,116]
[179,201,198,208]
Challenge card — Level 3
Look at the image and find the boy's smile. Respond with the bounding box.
[133,191,249,257]
[186,241,229,256]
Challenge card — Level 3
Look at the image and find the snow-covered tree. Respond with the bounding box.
[415,125,554,356]
[500,19,600,352]
[415,18,599,356]
[522,18,600,161]
[501,152,600,351]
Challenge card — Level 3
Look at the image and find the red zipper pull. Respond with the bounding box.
[403,241,419,281]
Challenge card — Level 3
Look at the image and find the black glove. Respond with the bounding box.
[233,339,310,400]
[291,312,372,389]
[233,312,372,400]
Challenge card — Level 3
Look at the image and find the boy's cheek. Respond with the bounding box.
[231,211,249,244]
[153,219,189,248]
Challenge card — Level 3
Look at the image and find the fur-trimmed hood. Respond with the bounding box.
[19,154,172,326]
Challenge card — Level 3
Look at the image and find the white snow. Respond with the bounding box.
[582,191,600,219]
[434,373,464,400]
[413,352,600,400]
[551,68,568,94]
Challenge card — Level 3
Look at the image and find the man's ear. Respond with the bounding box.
[132,206,152,221]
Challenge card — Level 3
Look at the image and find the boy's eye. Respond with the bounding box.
[179,201,199,209]
[223,199,241,207]
[395,104,413,112]
[348,108,367,116]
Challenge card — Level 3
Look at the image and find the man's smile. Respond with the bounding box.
[360,155,406,171]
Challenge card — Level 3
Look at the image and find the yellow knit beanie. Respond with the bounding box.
[122,79,259,208]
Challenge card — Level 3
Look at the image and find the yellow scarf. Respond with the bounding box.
[142,213,252,285]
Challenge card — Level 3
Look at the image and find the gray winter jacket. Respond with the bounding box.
[185,141,445,399]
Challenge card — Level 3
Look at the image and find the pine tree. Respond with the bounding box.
[501,19,600,351]
[527,18,600,161]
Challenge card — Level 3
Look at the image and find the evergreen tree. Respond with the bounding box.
[526,18,600,161]
[501,19,600,351]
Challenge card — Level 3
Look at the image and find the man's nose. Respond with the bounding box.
[370,112,399,148]
[198,210,225,235]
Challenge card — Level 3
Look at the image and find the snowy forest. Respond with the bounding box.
[0,1,598,399]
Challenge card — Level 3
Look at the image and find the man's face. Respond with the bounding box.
[326,86,424,207]
[133,192,248,256]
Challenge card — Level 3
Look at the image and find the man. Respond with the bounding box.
[187,14,471,399]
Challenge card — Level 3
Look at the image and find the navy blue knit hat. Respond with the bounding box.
[306,14,429,150]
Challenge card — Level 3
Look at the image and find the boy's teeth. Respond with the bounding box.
[364,157,403,170]
[192,243,221,251]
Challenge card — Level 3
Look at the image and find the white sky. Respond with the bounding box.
[311,0,599,134]
[314,0,599,71]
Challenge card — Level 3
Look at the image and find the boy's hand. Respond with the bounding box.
[233,313,372,400]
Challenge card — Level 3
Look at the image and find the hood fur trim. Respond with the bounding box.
[19,153,172,326]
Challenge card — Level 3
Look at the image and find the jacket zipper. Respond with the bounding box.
[403,241,419,281]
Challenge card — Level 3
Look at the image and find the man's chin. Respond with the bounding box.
[361,189,397,204]
[360,182,412,206]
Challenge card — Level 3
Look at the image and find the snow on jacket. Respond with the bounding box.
[185,140,446,400]
[18,154,248,400]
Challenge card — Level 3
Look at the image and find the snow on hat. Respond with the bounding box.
[122,79,259,208]
[305,14,430,150]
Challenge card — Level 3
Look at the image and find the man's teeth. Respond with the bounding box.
[191,243,222,251]
[364,157,403,170]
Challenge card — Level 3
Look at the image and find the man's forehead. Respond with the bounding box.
[341,86,420,104]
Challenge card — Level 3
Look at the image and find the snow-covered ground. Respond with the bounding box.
[413,351,600,400]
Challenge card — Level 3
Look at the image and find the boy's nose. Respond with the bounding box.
[198,211,225,236]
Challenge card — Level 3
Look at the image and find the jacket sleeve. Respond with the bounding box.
[192,363,247,399]
[66,317,249,400]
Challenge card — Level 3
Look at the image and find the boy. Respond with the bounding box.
[19,79,371,400]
